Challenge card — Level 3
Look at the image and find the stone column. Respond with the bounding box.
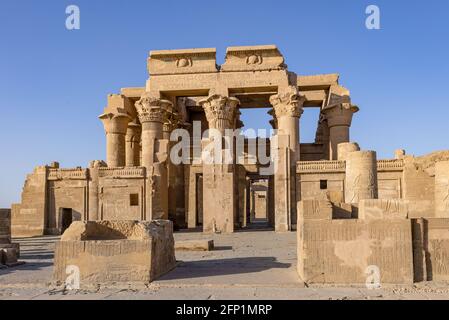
[269,86,304,232]
[270,86,304,158]
[125,121,142,167]
[322,103,359,160]
[99,113,131,167]
[435,161,449,218]
[345,150,378,204]
[135,93,172,220]
[87,160,106,221]
[337,142,360,161]
[163,108,182,226]
[199,94,239,233]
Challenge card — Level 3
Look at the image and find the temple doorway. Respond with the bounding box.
[60,208,73,234]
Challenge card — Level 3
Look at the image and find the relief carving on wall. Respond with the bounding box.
[176,57,193,68]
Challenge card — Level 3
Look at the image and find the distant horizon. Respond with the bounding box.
[1,0,449,207]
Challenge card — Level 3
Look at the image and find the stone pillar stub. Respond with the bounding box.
[345,150,378,204]
[435,161,449,218]
[337,142,360,161]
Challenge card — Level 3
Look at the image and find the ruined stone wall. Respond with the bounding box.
[0,209,11,244]
[11,166,48,237]
[297,159,404,205]
[297,200,414,285]
[297,161,346,203]
[97,168,146,221]
[412,218,449,281]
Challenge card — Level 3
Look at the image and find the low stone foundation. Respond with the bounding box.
[53,220,176,286]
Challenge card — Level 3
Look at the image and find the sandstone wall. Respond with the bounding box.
[0,209,11,244]
[297,200,414,285]
[412,218,449,282]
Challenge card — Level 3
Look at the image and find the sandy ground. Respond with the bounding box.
[1,229,449,300]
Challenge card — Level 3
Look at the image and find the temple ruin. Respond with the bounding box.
[9,45,449,284]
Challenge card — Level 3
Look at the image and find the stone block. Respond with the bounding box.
[297,218,414,285]
[53,220,176,286]
[297,200,333,221]
[221,45,285,72]
[148,48,218,75]
[358,199,409,220]
[0,247,18,265]
[175,239,214,251]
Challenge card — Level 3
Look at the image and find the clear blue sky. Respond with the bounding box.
[1,0,448,207]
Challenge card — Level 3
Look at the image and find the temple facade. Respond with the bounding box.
[10,45,449,244]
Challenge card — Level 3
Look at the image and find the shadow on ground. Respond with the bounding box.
[160,256,291,280]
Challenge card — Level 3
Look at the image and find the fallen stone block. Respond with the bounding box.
[53,220,176,287]
[0,247,18,265]
[175,239,214,251]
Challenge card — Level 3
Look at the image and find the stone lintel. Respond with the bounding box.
[121,87,145,99]
[148,48,218,76]
[297,73,340,89]
[221,45,285,72]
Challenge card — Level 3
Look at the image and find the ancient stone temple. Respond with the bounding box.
[8,43,448,246]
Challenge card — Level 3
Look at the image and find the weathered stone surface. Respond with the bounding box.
[0,209,11,244]
[359,199,409,220]
[412,218,449,282]
[297,200,333,220]
[54,220,176,286]
[345,151,378,203]
[0,247,18,265]
[297,218,414,285]
[175,239,214,251]
[435,161,449,218]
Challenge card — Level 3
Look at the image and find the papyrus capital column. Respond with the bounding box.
[269,86,304,153]
[135,93,172,220]
[199,94,240,134]
[125,121,142,167]
[99,112,131,167]
[269,86,304,232]
[322,103,359,160]
[135,94,172,169]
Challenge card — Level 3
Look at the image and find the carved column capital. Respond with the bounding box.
[135,94,173,124]
[269,86,305,118]
[322,102,359,128]
[163,110,181,134]
[98,112,132,134]
[199,94,240,130]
